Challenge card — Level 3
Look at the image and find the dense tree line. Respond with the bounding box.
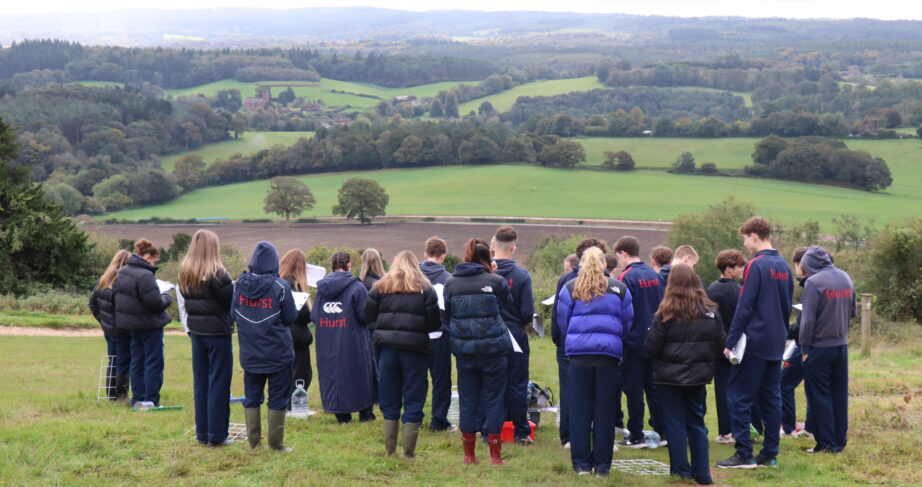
[188,117,582,189]
[745,135,892,191]
[601,63,824,92]
[0,41,501,90]
[0,85,239,213]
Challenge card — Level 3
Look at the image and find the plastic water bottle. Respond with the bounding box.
[447,386,460,425]
[643,430,661,449]
[290,380,308,419]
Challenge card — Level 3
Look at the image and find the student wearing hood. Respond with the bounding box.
[114,239,172,408]
[233,241,297,452]
[312,251,376,423]
[798,246,855,454]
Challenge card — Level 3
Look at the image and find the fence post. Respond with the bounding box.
[861,293,873,356]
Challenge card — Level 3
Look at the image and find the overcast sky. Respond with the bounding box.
[3,1,921,21]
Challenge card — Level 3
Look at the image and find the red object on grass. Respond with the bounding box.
[500,420,536,443]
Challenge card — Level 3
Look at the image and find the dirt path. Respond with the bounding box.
[0,326,186,337]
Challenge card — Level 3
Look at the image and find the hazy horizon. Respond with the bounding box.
[2,1,921,22]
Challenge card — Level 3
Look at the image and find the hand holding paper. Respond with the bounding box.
[156,279,174,294]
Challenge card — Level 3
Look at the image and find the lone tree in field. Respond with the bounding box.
[333,178,389,225]
[602,150,635,171]
[263,176,315,222]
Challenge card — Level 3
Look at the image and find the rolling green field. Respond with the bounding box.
[158,131,314,172]
[158,78,478,110]
[109,137,922,228]
[0,325,918,486]
[457,76,607,114]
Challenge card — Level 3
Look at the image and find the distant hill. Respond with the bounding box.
[2,8,922,47]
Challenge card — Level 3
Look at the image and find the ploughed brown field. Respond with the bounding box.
[86,222,668,264]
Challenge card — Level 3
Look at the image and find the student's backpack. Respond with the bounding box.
[527,382,556,409]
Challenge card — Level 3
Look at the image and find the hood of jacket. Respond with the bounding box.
[237,241,279,298]
[453,262,489,277]
[802,246,833,277]
[420,260,448,281]
[127,254,158,273]
[318,270,358,298]
[493,258,518,277]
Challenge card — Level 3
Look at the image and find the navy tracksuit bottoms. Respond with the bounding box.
[378,347,429,424]
[621,349,665,442]
[190,333,233,444]
[659,385,712,484]
[428,334,453,430]
[457,355,507,435]
[568,361,619,475]
[129,328,164,405]
[244,366,292,411]
[727,355,782,460]
[804,345,848,452]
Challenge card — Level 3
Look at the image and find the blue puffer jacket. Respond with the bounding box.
[557,277,633,360]
[444,262,512,359]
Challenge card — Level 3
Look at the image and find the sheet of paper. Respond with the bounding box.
[175,288,189,333]
[433,283,445,311]
[429,331,443,339]
[156,279,174,294]
[508,329,523,353]
[729,333,747,365]
[532,314,545,338]
[306,264,326,288]
[541,295,555,306]
[793,303,803,311]
[291,292,310,311]
[782,339,797,361]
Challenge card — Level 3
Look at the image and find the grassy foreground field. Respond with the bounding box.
[106,155,922,229]
[158,132,314,172]
[0,325,918,486]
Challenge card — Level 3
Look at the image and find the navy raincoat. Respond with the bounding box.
[233,241,297,374]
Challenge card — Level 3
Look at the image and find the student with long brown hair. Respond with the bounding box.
[279,249,313,403]
[89,249,132,401]
[364,251,441,458]
[444,238,512,466]
[114,239,172,408]
[645,264,726,485]
[556,247,632,476]
[179,230,235,446]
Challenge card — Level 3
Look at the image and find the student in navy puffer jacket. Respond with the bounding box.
[557,247,633,476]
[444,238,512,466]
[233,241,297,452]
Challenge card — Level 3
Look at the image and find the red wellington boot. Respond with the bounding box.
[462,433,479,464]
[487,434,505,466]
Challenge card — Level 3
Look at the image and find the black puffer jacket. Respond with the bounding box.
[183,271,234,336]
[285,277,313,348]
[362,272,380,291]
[114,255,172,332]
[365,287,441,354]
[89,287,128,336]
[644,310,726,386]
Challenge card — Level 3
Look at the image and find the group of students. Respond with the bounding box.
[88,217,854,480]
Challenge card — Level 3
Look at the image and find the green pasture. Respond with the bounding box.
[158,131,314,172]
[158,78,477,110]
[107,136,922,228]
[0,325,918,485]
[457,76,607,114]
